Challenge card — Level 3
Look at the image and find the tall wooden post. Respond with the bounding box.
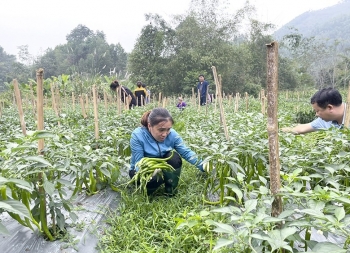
[50,83,60,126]
[266,41,282,218]
[245,92,249,111]
[92,85,99,140]
[72,92,75,111]
[13,79,27,135]
[212,67,229,140]
[158,93,162,108]
[79,95,87,119]
[344,82,350,127]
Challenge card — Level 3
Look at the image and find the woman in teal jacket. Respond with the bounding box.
[129,108,204,195]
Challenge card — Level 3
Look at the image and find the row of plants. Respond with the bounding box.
[1,92,350,252]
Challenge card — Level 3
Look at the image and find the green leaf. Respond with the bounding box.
[0,199,31,218]
[310,242,346,253]
[99,167,111,178]
[43,180,55,196]
[213,238,233,251]
[278,209,294,218]
[334,207,345,221]
[0,222,10,235]
[299,209,325,218]
[335,197,350,205]
[224,183,243,202]
[69,212,78,222]
[23,156,52,167]
[244,199,257,213]
[32,130,56,139]
[212,222,234,235]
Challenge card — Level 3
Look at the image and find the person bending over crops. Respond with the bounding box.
[110,80,137,109]
[282,88,347,134]
[129,108,205,196]
[134,81,147,106]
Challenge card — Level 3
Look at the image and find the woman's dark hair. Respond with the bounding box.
[199,74,205,78]
[310,88,342,109]
[142,83,146,88]
[110,80,120,91]
[137,81,142,88]
[141,108,174,127]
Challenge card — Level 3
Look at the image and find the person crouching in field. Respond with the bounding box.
[176,97,186,110]
[129,108,205,196]
[110,80,137,109]
[282,87,347,134]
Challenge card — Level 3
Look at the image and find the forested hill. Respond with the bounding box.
[274,0,350,46]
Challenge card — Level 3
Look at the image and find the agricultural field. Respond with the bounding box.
[1,87,350,253]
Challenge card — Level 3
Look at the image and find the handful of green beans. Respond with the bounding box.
[128,151,175,195]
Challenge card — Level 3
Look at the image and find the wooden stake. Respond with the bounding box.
[36,69,44,152]
[92,85,99,140]
[158,93,162,108]
[104,90,108,111]
[29,82,36,116]
[245,92,249,111]
[72,92,75,111]
[13,79,27,135]
[344,82,350,127]
[85,93,89,113]
[266,41,282,218]
[50,83,60,126]
[79,95,87,119]
[212,67,229,140]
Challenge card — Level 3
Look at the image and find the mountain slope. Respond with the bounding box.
[273,0,350,46]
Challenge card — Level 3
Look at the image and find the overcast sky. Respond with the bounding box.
[0,0,340,59]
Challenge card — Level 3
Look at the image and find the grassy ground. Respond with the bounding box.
[98,164,229,253]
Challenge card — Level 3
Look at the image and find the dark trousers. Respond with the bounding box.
[129,151,182,195]
[200,96,206,106]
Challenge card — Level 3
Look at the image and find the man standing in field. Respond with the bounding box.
[197,75,209,106]
[282,87,347,134]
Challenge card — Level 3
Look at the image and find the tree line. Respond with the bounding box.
[1,0,349,97]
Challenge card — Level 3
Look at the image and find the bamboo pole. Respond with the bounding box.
[79,95,87,119]
[162,97,167,108]
[36,69,44,152]
[72,92,75,110]
[29,82,36,116]
[158,93,162,108]
[13,79,27,135]
[104,90,108,111]
[212,67,229,140]
[344,82,350,127]
[55,86,61,115]
[50,83,60,126]
[92,85,99,140]
[197,89,200,111]
[85,93,89,113]
[0,100,2,118]
[36,68,53,240]
[266,41,282,218]
[234,93,239,113]
[245,92,249,111]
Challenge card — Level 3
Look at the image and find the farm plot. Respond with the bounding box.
[1,89,350,252]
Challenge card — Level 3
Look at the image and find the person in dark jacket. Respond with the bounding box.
[197,75,209,106]
[129,108,205,195]
[134,81,147,106]
[110,80,136,109]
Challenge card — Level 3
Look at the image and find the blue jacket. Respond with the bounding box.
[197,80,209,98]
[130,126,203,171]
